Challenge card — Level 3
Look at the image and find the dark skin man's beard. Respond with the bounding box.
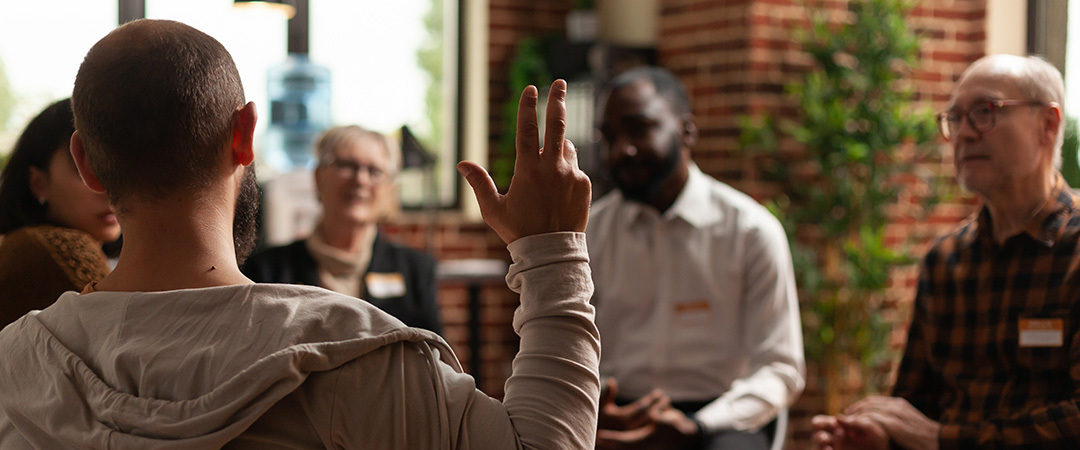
[609,135,683,204]
[233,165,259,266]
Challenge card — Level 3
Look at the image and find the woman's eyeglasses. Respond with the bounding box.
[322,158,392,184]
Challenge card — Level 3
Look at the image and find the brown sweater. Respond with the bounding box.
[0,225,108,328]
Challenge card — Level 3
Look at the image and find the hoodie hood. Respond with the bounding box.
[0,284,449,449]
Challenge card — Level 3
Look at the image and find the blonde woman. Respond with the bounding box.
[243,126,442,334]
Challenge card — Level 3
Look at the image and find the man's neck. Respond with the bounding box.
[645,163,691,213]
[983,170,1056,245]
[93,198,251,292]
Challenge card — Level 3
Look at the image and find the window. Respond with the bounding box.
[1064,0,1080,115]
[0,0,118,153]
[146,0,290,142]
[309,0,459,209]
[0,1,469,244]
[140,0,465,243]
[146,0,461,210]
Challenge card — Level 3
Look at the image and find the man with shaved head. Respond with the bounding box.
[0,19,599,448]
[813,55,1079,449]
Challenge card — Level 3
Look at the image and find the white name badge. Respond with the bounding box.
[366,272,406,298]
[1019,318,1064,348]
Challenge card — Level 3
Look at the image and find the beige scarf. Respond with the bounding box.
[305,224,376,297]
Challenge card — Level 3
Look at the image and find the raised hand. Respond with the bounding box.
[458,79,592,244]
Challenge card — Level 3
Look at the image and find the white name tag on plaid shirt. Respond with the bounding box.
[1019,318,1064,348]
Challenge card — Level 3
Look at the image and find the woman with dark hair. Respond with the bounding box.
[0,98,121,327]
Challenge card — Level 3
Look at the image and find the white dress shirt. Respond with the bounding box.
[587,164,805,432]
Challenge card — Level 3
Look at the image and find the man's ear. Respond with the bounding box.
[1043,102,1063,147]
[681,113,698,150]
[231,101,257,167]
[69,131,106,193]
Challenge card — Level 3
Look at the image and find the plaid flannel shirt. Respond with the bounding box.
[893,174,1080,449]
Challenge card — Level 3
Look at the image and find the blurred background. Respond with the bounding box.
[0,0,1073,446]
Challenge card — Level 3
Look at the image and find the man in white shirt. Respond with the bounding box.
[0,19,599,449]
[589,66,805,450]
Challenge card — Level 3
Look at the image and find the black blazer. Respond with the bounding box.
[241,234,444,335]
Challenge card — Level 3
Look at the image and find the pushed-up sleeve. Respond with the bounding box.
[499,231,600,448]
[330,232,600,449]
[438,232,600,448]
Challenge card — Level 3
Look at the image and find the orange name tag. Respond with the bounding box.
[674,300,713,325]
[1019,318,1064,348]
[674,300,711,314]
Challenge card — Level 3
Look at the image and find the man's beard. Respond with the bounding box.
[233,165,259,266]
[609,135,683,204]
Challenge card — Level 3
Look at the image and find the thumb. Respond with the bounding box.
[458,161,499,210]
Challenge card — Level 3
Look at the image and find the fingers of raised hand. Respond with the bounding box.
[516,85,541,161]
[457,161,512,242]
[562,138,580,167]
[543,79,568,160]
[458,161,500,204]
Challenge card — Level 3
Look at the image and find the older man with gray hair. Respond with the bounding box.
[813,54,1079,449]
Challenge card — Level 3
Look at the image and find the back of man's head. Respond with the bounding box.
[72,19,246,206]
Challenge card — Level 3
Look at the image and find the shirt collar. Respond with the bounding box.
[975,172,1078,247]
[666,164,721,228]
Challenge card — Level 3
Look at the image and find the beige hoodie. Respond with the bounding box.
[0,232,599,449]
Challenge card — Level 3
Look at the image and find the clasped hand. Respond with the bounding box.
[595,378,701,450]
[458,79,592,244]
[811,396,941,450]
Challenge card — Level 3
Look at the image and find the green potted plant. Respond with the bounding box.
[739,0,946,413]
